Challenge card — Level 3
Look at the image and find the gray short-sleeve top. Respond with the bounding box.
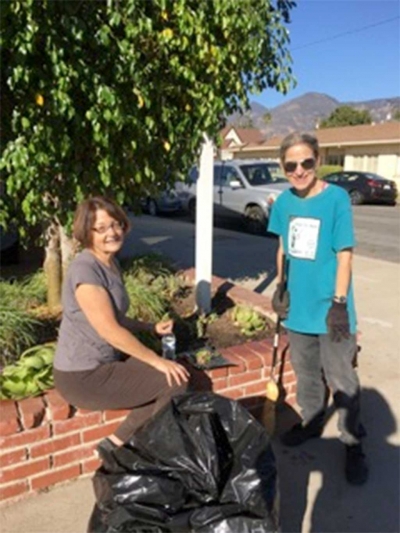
[54,250,130,371]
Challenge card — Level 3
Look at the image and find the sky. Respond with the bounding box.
[251,0,400,109]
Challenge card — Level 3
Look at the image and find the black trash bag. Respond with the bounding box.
[88,392,279,533]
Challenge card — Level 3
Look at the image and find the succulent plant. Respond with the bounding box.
[231,305,266,337]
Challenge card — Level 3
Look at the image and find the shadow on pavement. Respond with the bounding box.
[273,387,399,533]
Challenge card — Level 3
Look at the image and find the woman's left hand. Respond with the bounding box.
[155,319,174,336]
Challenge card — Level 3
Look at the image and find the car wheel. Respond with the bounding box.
[147,199,158,216]
[188,199,196,223]
[349,190,364,205]
[244,206,266,235]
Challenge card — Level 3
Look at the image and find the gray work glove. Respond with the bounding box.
[272,282,290,319]
[326,301,350,342]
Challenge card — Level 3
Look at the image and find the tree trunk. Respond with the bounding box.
[43,221,62,311]
[59,225,76,282]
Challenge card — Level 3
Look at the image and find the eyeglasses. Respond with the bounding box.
[92,221,124,234]
[283,158,316,174]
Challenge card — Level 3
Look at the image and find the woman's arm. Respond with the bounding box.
[335,248,353,298]
[276,238,285,282]
[75,284,188,385]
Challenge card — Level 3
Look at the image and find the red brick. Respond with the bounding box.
[30,433,81,458]
[0,480,29,502]
[31,464,81,491]
[53,445,94,468]
[17,397,46,429]
[0,401,20,436]
[45,389,72,421]
[82,421,121,443]
[52,412,102,435]
[0,457,49,484]
[81,456,101,474]
[229,369,262,388]
[0,448,27,468]
[245,380,268,397]
[221,349,245,374]
[206,366,228,379]
[75,407,98,416]
[228,345,266,371]
[0,426,50,450]
[103,409,131,421]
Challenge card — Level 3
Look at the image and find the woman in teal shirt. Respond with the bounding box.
[268,132,368,485]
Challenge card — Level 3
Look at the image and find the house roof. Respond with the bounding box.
[220,126,265,146]
[244,122,400,152]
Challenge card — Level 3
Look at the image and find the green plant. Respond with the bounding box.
[123,254,184,322]
[0,306,41,366]
[195,312,218,339]
[0,342,56,400]
[0,271,47,311]
[317,165,343,179]
[231,305,266,337]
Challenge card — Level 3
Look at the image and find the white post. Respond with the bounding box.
[195,134,214,314]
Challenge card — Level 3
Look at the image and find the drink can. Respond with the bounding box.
[161,333,176,360]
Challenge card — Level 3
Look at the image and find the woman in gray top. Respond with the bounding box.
[53,196,189,450]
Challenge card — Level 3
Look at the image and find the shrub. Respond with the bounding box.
[317,165,343,179]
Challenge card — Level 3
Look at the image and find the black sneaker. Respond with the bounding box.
[345,444,369,485]
[280,422,323,447]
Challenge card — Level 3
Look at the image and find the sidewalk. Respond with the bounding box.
[1,254,399,533]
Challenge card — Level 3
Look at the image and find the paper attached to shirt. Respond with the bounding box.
[288,216,321,260]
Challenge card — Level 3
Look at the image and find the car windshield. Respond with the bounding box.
[239,163,286,186]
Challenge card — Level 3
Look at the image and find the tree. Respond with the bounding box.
[1,0,295,307]
[392,108,400,121]
[233,113,255,129]
[320,105,372,129]
[262,111,272,125]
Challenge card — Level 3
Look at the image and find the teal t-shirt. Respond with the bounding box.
[268,185,357,334]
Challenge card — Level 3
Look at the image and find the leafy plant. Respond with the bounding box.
[195,312,218,339]
[0,342,56,400]
[194,347,214,367]
[123,254,184,322]
[231,305,266,337]
[0,306,41,366]
[0,271,47,311]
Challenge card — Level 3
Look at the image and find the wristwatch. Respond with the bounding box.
[333,295,347,304]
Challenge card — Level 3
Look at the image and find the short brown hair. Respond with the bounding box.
[279,132,320,162]
[73,196,130,248]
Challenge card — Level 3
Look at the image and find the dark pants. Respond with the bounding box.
[54,357,187,442]
[288,331,364,445]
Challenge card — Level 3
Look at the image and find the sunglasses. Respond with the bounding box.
[283,158,316,173]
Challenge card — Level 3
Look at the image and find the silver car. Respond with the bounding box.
[177,159,290,234]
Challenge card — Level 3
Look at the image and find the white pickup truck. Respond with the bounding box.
[176,159,290,234]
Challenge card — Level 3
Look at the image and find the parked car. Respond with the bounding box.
[323,171,398,205]
[140,189,182,216]
[177,159,290,234]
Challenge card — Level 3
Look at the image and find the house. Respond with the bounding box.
[219,122,400,185]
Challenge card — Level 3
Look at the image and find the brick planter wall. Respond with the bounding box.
[0,271,296,506]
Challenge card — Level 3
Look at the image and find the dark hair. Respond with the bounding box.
[73,196,130,248]
[279,132,319,162]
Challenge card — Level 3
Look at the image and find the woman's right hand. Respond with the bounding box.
[153,357,190,387]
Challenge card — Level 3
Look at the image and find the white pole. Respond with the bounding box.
[195,134,214,314]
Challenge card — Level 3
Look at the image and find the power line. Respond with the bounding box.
[292,15,400,51]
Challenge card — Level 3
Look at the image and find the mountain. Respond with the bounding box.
[227,92,400,138]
